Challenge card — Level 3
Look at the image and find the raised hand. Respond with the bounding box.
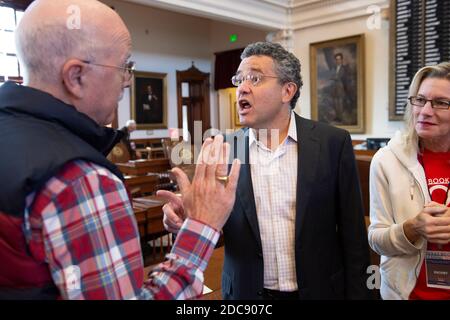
[159,135,240,231]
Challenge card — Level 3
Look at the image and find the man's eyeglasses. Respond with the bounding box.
[80,60,136,82]
[408,96,450,110]
[231,73,279,87]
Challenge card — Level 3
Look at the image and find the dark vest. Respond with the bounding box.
[0,82,124,299]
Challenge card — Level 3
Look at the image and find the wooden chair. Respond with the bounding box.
[107,142,130,163]
[161,138,195,182]
[355,152,381,299]
[355,154,372,216]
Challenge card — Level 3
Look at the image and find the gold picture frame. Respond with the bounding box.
[310,34,365,133]
[226,87,242,130]
[131,71,168,129]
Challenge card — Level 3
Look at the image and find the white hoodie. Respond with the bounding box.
[368,131,431,300]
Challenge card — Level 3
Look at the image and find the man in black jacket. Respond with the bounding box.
[161,42,372,300]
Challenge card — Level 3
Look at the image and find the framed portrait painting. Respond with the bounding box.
[226,88,242,130]
[232,101,242,129]
[131,71,168,129]
[310,34,365,133]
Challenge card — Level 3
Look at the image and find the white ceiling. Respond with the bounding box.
[122,0,389,31]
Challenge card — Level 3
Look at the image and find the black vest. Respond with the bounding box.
[0,81,124,217]
[0,82,126,299]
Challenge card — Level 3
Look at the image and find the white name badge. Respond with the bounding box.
[426,250,450,290]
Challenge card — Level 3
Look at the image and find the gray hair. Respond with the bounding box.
[403,61,450,149]
[241,42,303,109]
[126,119,136,127]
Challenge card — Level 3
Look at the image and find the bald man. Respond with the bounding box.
[0,0,239,300]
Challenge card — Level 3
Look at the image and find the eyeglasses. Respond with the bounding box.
[80,60,136,82]
[408,96,450,110]
[231,73,279,87]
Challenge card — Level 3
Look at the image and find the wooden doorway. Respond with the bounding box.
[176,63,211,142]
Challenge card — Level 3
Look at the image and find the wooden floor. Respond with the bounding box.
[201,246,224,299]
[143,246,224,300]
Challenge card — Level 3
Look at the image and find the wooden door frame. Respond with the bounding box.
[176,64,211,135]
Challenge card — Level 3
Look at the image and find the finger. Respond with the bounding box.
[216,142,230,178]
[426,225,450,234]
[157,190,185,219]
[193,138,214,182]
[197,137,213,165]
[156,190,183,209]
[226,158,241,193]
[431,216,450,226]
[164,222,181,234]
[428,239,450,245]
[443,208,450,217]
[427,233,450,241]
[209,134,224,164]
[424,201,443,208]
[162,204,184,231]
[423,206,448,215]
[172,167,190,194]
[205,135,223,181]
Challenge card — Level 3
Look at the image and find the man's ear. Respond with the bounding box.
[61,59,88,99]
[281,82,298,104]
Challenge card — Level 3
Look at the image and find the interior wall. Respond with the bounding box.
[102,1,399,141]
[293,14,404,140]
[210,20,268,132]
[103,0,211,139]
[102,0,269,140]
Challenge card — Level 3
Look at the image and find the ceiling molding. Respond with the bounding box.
[123,0,390,32]
[258,0,291,9]
[124,0,287,30]
[292,0,390,30]
[292,0,329,9]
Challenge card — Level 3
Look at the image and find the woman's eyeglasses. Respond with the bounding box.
[408,96,450,110]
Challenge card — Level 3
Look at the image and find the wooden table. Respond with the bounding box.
[125,174,160,196]
[132,195,168,241]
[117,158,170,176]
[136,147,165,159]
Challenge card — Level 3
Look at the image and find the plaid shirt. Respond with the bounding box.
[25,160,219,300]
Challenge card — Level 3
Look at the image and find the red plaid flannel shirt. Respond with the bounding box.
[25,160,219,299]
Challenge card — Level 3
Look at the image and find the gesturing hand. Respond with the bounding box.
[159,135,240,231]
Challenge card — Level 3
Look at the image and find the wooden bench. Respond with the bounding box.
[117,158,171,176]
[125,173,160,197]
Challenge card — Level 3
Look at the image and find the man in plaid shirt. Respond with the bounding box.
[0,0,240,300]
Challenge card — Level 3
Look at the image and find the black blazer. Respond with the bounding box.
[222,114,371,300]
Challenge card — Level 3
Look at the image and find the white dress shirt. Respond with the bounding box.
[249,112,298,291]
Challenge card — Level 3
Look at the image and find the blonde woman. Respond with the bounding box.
[369,62,450,299]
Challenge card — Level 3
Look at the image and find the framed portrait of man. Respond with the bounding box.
[131,71,168,129]
[224,87,242,130]
[310,34,365,133]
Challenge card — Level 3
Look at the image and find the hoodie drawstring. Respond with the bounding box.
[409,175,415,200]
